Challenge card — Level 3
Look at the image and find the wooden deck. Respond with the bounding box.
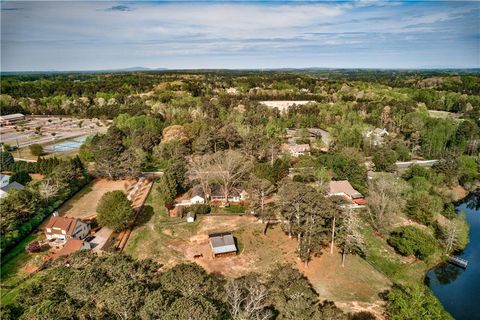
[447,255,468,269]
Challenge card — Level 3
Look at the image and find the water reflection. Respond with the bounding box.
[434,263,464,285]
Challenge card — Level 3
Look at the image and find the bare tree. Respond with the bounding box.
[188,154,214,201]
[38,178,61,205]
[366,173,408,233]
[338,208,364,267]
[443,218,467,254]
[210,150,252,203]
[247,178,275,215]
[226,277,273,320]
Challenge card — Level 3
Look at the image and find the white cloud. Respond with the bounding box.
[1,1,478,70]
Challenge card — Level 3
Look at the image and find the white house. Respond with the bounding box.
[0,174,10,188]
[282,143,311,157]
[175,185,206,207]
[364,128,389,146]
[45,216,90,242]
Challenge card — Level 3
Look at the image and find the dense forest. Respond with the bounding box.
[1,70,479,319]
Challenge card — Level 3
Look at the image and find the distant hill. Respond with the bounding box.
[1,67,169,75]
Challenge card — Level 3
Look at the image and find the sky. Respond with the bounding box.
[1,1,479,71]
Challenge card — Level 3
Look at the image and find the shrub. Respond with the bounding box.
[388,226,437,260]
[26,241,41,253]
[386,284,452,320]
[442,203,457,219]
[190,204,211,215]
[372,147,398,172]
[292,175,304,182]
[393,144,411,161]
[0,151,14,170]
[406,191,442,225]
[224,205,245,213]
[9,170,32,185]
[97,191,134,232]
[29,144,44,156]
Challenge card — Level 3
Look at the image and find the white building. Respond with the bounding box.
[282,143,311,157]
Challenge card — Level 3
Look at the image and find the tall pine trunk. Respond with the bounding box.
[330,216,336,254]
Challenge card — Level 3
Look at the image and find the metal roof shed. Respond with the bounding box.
[209,233,237,257]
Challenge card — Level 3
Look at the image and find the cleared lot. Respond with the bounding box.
[59,179,132,220]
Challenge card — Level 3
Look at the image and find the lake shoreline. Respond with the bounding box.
[425,189,480,320]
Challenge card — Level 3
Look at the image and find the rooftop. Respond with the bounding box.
[52,239,88,259]
[328,180,363,198]
[209,232,237,255]
[45,216,79,236]
[1,181,24,192]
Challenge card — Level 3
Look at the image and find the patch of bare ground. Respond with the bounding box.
[297,247,390,319]
[59,178,133,220]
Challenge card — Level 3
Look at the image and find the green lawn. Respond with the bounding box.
[1,233,46,305]
[125,183,199,263]
[362,222,443,286]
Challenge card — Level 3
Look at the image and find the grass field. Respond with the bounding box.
[362,221,442,287]
[0,232,47,305]
[12,145,80,161]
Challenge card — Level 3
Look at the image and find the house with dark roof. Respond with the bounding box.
[209,185,248,203]
[209,232,237,258]
[45,216,90,242]
[0,181,25,199]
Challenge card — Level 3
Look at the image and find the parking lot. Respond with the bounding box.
[0,116,108,150]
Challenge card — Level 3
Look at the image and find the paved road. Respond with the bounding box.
[396,159,438,169]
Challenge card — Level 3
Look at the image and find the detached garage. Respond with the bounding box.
[209,233,237,258]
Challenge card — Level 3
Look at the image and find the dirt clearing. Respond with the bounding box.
[59,179,132,219]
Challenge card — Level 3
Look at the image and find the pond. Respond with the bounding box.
[426,191,480,320]
[45,135,88,152]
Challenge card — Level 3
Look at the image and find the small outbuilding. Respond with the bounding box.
[209,232,237,258]
[186,212,196,223]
